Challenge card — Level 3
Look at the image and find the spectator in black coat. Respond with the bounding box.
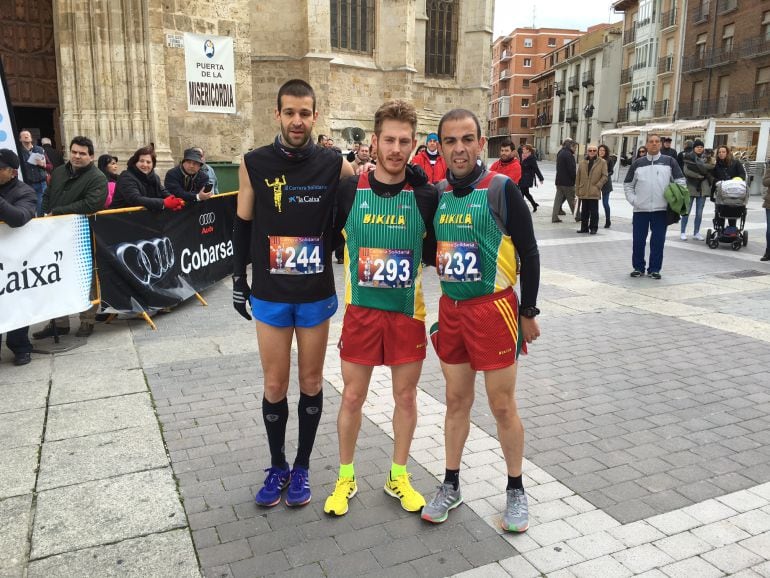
[712,145,747,229]
[552,139,577,223]
[0,149,37,365]
[519,144,543,212]
[660,137,678,159]
[112,146,184,211]
[164,148,211,204]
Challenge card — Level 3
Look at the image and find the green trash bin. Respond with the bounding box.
[207,162,240,194]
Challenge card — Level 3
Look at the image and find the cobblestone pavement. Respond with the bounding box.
[2,162,770,577]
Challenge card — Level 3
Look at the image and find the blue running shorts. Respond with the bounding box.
[249,294,338,328]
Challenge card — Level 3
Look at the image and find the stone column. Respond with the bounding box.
[54,0,171,164]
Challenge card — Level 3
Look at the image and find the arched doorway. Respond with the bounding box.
[0,1,60,149]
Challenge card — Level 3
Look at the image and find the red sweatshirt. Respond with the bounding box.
[489,157,522,184]
[412,150,448,184]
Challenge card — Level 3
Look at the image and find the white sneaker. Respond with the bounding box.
[694,232,705,241]
[680,233,687,241]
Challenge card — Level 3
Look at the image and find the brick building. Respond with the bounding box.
[488,27,581,157]
[679,0,770,121]
[612,0,687,125]
[534,23,623,157]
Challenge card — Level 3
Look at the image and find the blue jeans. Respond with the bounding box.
[602,190,611,222]
[632,210,667,273]
[31,181,47,217]
[680,195,706,235]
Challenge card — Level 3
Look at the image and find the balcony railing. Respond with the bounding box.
[499,69,511,80]
[739,37,770,59]
[678,92,768,118]
[693,1,710,24]
[581,71,595,87]
[621,67,632,84]
[617,106,629,123]
[566,108,579,123]
[559,109,566,122]
[653,99,670,117]
[568,75,579,91]
[717,0,737,14]
[500,50,512,62]
[658,55,674,74]
[709,46,735,67]
[738,90,770,112]
[682,53,707,72]
[660,8,677,29]
[497,89,509,98]
[555,82,566,96]
[623,27,635,45]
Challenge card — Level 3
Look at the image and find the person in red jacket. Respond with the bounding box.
[490,139,522,185]
[412,133,447,184]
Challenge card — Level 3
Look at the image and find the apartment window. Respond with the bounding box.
[522,98,530,108]
[758,67,770,96]
[764,11,770,41]
[722,24,734,52]
[330,0,375,54]
[696,33,707,59]
[522,79,530,88]
[523,58,532,67]
[717,76,730,113]
[548,37,556,47]
[425,0,458,77]
[521,117,529,128]
[524,38,533,48]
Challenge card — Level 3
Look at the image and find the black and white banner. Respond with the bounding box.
[92,195,236,313]
[0,215,94,333]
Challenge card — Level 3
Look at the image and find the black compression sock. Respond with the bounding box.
[507,475,524,491]
[444,469,460,491]
[262,397,289,468]
[294,390,323,469]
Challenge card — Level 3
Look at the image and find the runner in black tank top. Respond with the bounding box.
[231,80,354,509]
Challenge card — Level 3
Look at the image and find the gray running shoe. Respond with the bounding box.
[502,488,529,532]
[421,483,463,524]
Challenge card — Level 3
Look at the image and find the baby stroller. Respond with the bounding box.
[706,179,749,250]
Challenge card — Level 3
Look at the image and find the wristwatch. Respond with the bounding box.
[520,306,540,319]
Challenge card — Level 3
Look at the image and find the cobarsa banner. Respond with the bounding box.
[91,194,236,313]
[0,215,93,333]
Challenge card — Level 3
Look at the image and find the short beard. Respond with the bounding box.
[281,126,310,148]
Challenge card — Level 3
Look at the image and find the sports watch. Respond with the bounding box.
[520,306,540,319]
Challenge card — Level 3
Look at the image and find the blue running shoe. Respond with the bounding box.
[255,466,290,507]
[286,467,311,507]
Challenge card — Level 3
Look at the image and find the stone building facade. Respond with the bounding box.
[2,0,492,169]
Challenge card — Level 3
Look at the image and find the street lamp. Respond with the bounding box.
[630,96,647,124]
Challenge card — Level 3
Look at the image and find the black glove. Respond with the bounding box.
[233,275,251,321]
[405,163,429,187]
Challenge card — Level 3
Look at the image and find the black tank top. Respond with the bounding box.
[243,142,342,302]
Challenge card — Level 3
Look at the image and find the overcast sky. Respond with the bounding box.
[493,1,620,38]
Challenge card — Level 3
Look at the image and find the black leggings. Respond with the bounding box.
[519,185,537,209]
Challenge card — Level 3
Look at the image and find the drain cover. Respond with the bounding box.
[716,269,770,279]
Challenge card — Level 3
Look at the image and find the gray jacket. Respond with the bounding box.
[624,153,685,212]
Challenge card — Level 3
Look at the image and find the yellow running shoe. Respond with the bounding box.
[324,477,357,516]
[384,473,426,512]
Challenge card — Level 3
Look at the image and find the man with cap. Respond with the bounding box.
[412,132,447,184]
[0,149,37,365]
[660,137,677,160]
[164,147,212,204]
[677,139,693,170]
[552,139,577,223]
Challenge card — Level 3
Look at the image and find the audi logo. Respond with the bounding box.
[115,237,175,286]
[199,212,216,226]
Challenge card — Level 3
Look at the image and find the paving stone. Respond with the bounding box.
[408,548,473,577]
[659,556,724,578]
[27,529,199,578]
[453,561,510,578]
[718,490,769,513]
[653,532,712,561]
[0,408,44,450]
[44,393,157,441]
[646,511,701,536]
[612,543,675,574]
[692,519,752,547]
[527,519,581,546]
[566,531,625,559]
[740,531,770,558]
[30,468,185,559]
[37,426,168,491]
[0,495,31,570]
[0,446,37,499]
[570,555,633,578]
[498,555,540,578]
[522,542,584,574]
[729,510,770,536]
[49,368,147,405]
[701,543,763,574]
[608,521,667,548]
[0,378,49,415]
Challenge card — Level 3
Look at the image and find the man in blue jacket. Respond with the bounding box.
[624,133,686,279]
